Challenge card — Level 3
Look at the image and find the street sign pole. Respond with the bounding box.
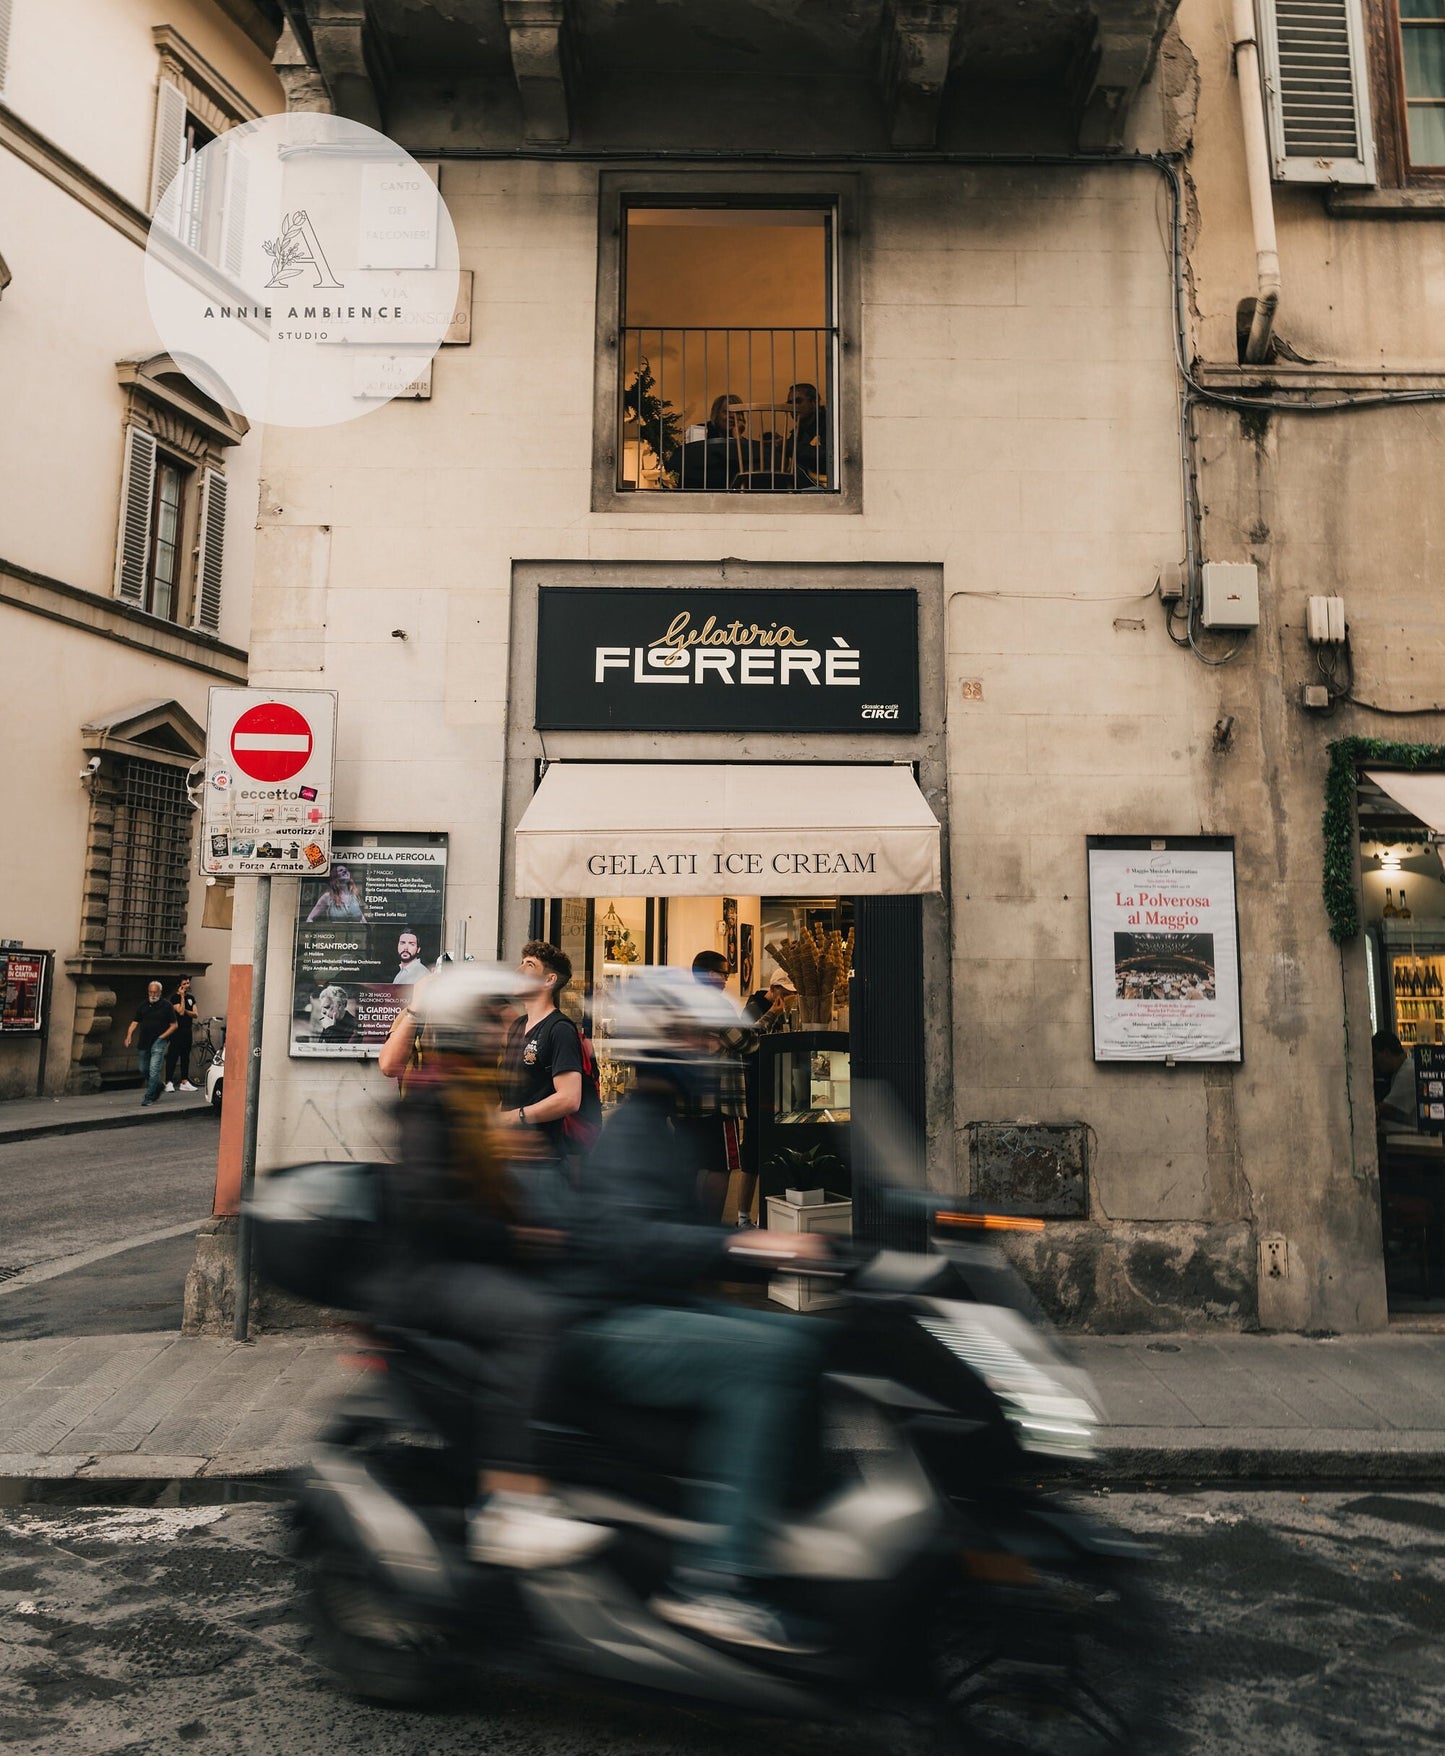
[233,874,271,1342]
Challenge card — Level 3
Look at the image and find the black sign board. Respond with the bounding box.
[535,587,919,734]
[1416,1043,1445,1134]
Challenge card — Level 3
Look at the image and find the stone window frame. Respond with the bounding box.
[113,353,248,633]
[590,170,864,516]
[152,25,262,140]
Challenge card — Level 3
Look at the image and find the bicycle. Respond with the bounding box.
[188,1016,227,1089]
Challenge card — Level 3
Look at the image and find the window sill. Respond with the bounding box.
[1325,186,1445,218]
[592,485,860,516]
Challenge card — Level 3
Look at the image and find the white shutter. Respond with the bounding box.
[150,78,188,230]
[114,426,157,605]
[1256,0,1376,185]
[222,144,249,278]
[193,468,227,634]
[0,0,14,95]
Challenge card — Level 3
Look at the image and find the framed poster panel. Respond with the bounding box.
[291,833,447,1058]
[1087,837,1242,1064]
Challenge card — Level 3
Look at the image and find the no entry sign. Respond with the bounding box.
[202,688,337,877]
[230,703,314,783]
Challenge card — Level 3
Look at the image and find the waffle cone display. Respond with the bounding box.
[766,926,854,1025]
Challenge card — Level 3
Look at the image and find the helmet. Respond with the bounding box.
[606,966,749,1066]
[412,963,541,1055]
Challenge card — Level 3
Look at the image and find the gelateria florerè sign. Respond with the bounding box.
[534,587,920,733]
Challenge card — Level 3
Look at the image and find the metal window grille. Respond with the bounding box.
[104,759,192,960]
[619,326,839,494]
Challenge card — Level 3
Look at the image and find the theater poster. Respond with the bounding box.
[291,835,447,1058]
[1087,838,1242,1063]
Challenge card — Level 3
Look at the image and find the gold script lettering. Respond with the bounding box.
[649,611,807,666]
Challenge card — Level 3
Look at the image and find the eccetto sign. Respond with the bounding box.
[534,587,920,734]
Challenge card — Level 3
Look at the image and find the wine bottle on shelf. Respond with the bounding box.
[1398,888,1412,920]
[1383,888,1398,919]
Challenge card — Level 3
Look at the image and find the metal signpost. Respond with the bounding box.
[201,689,337,1340]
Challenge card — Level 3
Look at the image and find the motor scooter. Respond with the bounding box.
[252,1165,1175,1753]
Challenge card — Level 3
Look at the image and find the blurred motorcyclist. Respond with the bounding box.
[567,968,831,1655]
[374,964,605,1570]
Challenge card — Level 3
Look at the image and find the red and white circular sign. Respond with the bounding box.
[230,702,314,783]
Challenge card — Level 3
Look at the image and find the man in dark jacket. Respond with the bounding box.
[567,970,830,1654]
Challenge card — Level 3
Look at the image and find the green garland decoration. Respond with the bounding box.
[1324,736,1445,943]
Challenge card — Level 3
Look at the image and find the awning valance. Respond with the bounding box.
[515,763,941,898]
[1365,769,1445,834]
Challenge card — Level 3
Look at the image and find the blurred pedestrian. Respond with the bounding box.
[686,950,749,1222]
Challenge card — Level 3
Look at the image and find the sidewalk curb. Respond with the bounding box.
[1089,1442,1445,1483]
[4,1443,1444,1496]
[0,1103,216,1146]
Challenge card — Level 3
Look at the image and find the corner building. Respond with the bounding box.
[234,0,1445,1333]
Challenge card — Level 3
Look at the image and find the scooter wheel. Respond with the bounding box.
[306,1543,458,1707]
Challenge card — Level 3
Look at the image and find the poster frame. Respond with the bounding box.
[0,949,49,1035]
[1085,834,1244,1066]
[289,831,448,1060]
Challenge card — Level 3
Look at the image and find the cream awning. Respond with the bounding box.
[515,763,941,898]
[1366,769,1445,834]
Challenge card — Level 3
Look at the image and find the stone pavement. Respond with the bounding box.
[1,1328,1444,1490]
[0,1086,213,1145]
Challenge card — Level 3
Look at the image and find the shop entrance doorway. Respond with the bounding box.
[541,890,858,1225]
[513,759,941,1245]
[1357,767,1445,1315]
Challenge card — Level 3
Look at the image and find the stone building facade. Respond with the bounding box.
[224,0,1445,1332]
[0,0,282,1095]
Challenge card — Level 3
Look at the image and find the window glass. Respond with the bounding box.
[619,207,835,494]
[104,759,191,960]
[149,457,186,621]
[1400,4,1445,166]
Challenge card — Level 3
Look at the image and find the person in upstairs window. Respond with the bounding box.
[783,382,828,485]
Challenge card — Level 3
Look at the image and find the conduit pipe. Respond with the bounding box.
[1232,0,1280,364]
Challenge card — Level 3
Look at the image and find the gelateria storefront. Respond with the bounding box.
[515,761,941,1233]
[502,561,955,1250]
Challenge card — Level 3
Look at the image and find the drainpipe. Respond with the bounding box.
[1232,0,1280,364]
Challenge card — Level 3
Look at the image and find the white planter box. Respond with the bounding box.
[766,1195,852,1311]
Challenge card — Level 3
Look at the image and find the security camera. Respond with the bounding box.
[80,756,101,779]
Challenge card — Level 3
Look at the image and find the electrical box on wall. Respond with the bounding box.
[1306,595,1347,644]
[1200,563,1260,630]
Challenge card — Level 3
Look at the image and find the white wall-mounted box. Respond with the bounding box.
[1199,562,1260,630]
[1306,595,1347,644]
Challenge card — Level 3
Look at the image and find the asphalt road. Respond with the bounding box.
[0,1121,220,1340]
[1,1486,1441,1755]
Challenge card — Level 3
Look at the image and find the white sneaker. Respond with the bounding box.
[163,1082,175,1093]
[178,1081,197,1092]
[466,1493,610,1570]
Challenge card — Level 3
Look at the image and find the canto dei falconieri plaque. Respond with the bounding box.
[534,587,919,733]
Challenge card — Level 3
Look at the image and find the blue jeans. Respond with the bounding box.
[138,1040,167,1102]
[571,1303,824,1580]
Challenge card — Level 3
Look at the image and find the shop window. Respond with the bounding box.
[593,176,861,511]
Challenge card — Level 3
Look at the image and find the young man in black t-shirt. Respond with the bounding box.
[500,941,583,1159]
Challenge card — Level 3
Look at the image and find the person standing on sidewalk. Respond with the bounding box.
[124,982,178,1106]
[498,942,583,1172]
[164,975,198,1092]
